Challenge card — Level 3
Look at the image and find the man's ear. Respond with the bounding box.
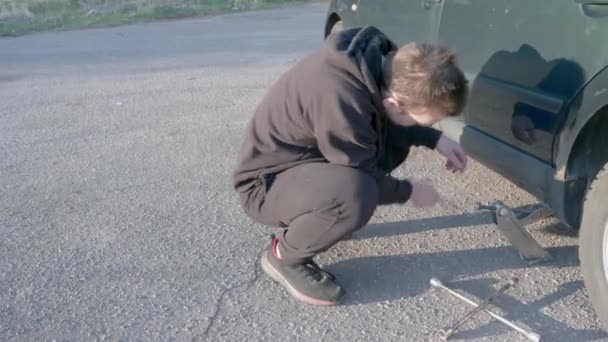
[382,95,400,109]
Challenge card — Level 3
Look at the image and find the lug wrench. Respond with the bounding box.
[430,278,542,342]
[438,278,518,340]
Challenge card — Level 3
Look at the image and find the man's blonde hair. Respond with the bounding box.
[386,42,468,116]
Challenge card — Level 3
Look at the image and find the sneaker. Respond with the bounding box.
[261,237,344,305]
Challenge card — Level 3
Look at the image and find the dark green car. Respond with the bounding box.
[324,0,608,329]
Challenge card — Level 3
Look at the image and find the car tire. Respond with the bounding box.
[580,164,608,329]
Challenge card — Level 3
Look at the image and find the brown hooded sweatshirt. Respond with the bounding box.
[233,26,442,212]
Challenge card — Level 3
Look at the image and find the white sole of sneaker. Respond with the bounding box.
[261,252,338,306]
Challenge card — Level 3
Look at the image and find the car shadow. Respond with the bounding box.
[451,279,608,341]
[353,212,494,240]
[541,221,579,238]
[325,213,607,341]
[328,245,579,306]
[353,207,559,241]
[327,244,607,340]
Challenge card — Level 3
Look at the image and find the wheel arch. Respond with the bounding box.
[325,12,342,38]
[554,66,608,228]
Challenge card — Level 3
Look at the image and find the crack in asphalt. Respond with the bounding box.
[201,252,263,339]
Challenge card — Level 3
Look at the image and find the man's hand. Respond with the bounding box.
[436,134,468,173]
[410,182,439,208]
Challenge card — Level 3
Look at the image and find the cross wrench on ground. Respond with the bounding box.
[438,278,518,340]
[430,278,542,342]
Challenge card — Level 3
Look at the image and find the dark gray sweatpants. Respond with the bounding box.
[245,163,388,265]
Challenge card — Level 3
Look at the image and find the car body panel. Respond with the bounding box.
[325,0,359,32]
[351,0,442,44]
[438,0,608,164]
[325,0,608,227]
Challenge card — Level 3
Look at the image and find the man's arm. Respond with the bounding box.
[409,126,443,149]
[311,84,413,204]
[386,121,467,172]
[387,121,443,150]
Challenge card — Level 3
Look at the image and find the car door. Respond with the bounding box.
[437,0,608,163]
[352,0,443,44]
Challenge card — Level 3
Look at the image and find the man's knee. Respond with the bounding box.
[333,167,378,228]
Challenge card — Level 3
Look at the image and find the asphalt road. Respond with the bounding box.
[1,2,607,341]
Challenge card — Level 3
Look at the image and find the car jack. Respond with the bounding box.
[477,201,553,265]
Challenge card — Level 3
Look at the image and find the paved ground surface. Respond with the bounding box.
[1,2,607,341]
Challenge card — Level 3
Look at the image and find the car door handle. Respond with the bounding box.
[576,0,608,17]
[575,0,608,4]
[422,0,442,10]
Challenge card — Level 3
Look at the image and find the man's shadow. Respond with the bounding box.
[463,43,585,148]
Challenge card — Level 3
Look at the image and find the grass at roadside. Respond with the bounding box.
[0,0,311,37]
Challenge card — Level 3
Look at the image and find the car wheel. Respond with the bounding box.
[580,163,608,329]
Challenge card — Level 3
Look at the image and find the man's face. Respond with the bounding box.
[383,95,447,127]
[408,108,446,126]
